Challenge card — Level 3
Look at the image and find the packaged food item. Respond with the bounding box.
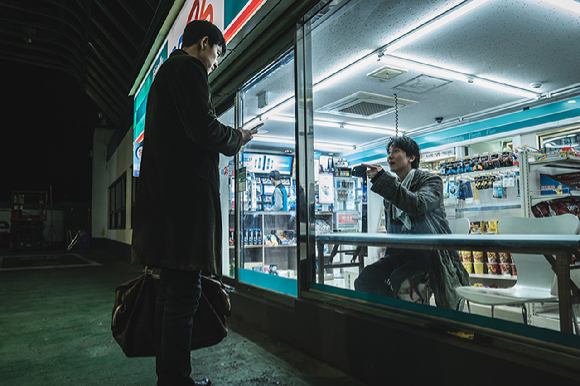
[487,251,498,263]
[487,262,499,274]
[474,262,484,274]
[460,251,472,262]
[500,263,512,276]
[511,263,517,276]
[473,251,485,262]
[487,221,498,233]
[499,252,511,263]
[470,221,485,234]
[448,180,459,199]
[462,262,473,274]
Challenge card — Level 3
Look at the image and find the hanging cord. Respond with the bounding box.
[394,93,399,137]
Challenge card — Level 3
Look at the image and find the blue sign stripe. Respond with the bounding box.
[239,268,298,297]
[344,98,580,164]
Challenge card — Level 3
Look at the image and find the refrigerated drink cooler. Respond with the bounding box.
[333,176,362,232]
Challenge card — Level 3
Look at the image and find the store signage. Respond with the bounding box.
[238,167,247,192]
[242,153,293,175]
[133,0,265,177]
[422,148,455,161]
[338,214,358,224]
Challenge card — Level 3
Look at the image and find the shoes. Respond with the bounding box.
[157,379,211,386]
[189,379,211,386]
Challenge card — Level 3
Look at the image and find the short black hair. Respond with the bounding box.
[269,170,281,181]
[182,20,226,55]
[387,136,420,169]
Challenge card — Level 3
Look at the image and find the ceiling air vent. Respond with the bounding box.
[366,65,407,81]
[317,91,417,120]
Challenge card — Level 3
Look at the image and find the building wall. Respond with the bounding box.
[92,127,133,245]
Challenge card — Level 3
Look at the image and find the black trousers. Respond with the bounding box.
[155,268,202,386]
[354,254,426,298]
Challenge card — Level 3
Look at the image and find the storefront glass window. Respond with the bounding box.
[237,50,298,296]
[304,0,580,342]
[218,107,236,278]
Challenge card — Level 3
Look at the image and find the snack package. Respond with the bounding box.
[474,262,484,274]
[473,251,485,262]
[462,262,473,274]
[460,251,472,262]
[487,252,498,263]
[499,252,511,264]
[501,263,512,276]
[487,262,499,275]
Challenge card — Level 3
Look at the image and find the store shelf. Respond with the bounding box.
[529,155,580,172]
[530,191,580,205]
[265,244,296,248]
[441,165,519,179]
[456,204,521,212]
[469,273,517,281]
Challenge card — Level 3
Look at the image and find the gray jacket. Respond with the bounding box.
[371,169,470,309]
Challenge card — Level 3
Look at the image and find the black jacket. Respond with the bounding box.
[131,49,242,274]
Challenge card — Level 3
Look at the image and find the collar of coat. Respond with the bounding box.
[170,49,207,77]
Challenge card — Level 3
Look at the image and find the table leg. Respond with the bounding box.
[556,251,573,334]
[317,241,325,284]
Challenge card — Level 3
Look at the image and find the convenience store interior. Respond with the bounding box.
[218,0,580,332]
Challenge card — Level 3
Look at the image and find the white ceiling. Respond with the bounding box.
[231,0,580,156]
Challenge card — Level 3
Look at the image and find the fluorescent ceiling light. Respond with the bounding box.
[268,115,395,135]
[251,135,353,151]
[568,100,577,104]
[386,0,490,52]
[313,56,376,92]
[469,78,539,99]
[342,124,395,135]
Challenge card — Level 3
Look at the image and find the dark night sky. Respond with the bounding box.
[1,61,101,204]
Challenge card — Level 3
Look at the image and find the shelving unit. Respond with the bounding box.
[232,211,298,278]
[520,150,580,218]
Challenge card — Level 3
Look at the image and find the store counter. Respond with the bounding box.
[316,232,580,333]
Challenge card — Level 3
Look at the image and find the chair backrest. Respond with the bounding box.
[497,214,580,289]
[448,218,470,235]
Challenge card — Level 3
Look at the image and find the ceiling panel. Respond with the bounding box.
[241,0,580,156]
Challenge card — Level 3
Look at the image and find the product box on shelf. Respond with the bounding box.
[534,150,576,162]
[243,262,263,272]
[540,173,580,195]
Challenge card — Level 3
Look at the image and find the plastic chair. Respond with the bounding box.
[448,218,470,235]
[455,214,580,333]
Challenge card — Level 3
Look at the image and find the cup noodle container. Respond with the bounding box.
[487,262,499,275]
[499,252,511,264]
[462,262,473,274]
[473,251,484,262]
[511,263,517,276]
[500,263,512,276]
[474,262,484,274]
[487,252,498,263]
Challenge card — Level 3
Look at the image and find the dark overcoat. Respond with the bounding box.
[371,168,470,309]
[131,49,242,274]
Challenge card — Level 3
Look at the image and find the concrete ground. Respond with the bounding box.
[0,240,368,386]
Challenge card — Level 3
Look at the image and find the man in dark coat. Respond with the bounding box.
[355,136,469,309]
[131,20,256,386]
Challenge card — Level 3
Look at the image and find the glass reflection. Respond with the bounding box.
[237,50,298,296]
[306,0,580,338]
